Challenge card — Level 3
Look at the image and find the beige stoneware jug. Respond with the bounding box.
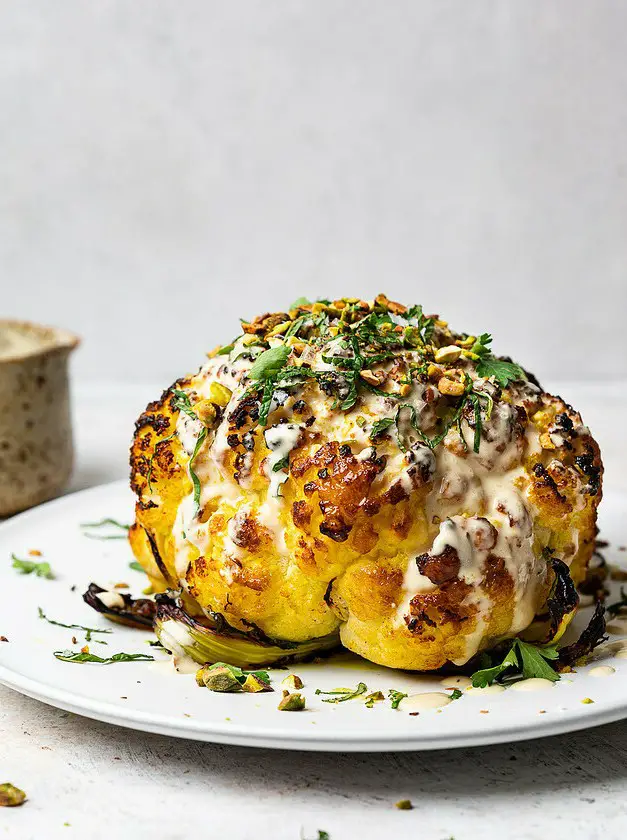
[0,320,79,516]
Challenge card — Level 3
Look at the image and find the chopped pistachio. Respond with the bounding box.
[199,665,241,692]
[438,377,465,397]
[539,432,556,450]
[208,382,232,407]
[359,369,385,386]
[281,673,304,690]
[194,399,217,426]
[434,345,462,364]
[241,673,273,693]
[0,783,26,807]
[395,799,413,810]
[278,690,306,711]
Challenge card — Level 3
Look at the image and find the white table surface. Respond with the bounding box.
[2,380,626,840]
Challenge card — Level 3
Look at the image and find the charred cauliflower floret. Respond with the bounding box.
[129,294,602,671]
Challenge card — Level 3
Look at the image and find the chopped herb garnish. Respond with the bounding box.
[38,607,112,642]
[189,426,208,514]
[315,682,367,703]
[216,343,235,356]
[53,650,154,664]
[11,554,54,579]
[129,561,144,572]
[170,389,199,421]
[272,455,290,473]
[388,689,408,710]
[80,518,130,540]
[449,688,463,700]
[370,417,395,439]
[364,690,385,708]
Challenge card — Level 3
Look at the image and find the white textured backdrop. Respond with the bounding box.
[1,1,626,384]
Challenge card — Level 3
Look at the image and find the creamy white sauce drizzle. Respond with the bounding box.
[96,591,125,610]
[509,678,555,692]
[263,423,303,497]
[588,665,615,678]
[400,692,452,711]
[466,684,506,695]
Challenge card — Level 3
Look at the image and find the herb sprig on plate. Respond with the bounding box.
[53,650,154,665]
[38,607,112,643]
[11,554,54,579]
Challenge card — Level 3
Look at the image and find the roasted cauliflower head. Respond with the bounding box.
[129,295,602,671]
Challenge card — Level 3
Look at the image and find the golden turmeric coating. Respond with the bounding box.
[129,295,602,671]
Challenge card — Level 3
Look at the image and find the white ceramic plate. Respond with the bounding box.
[1,480,626,752]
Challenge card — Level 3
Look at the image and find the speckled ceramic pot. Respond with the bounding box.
[0,321,79,516]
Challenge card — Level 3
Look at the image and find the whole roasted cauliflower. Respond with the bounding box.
[129,295,602,671]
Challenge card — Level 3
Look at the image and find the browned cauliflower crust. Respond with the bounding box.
[129,295,602,671]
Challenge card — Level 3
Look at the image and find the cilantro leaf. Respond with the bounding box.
[476,358,526,387]
[11,554,54,579]
[248,346,291,381]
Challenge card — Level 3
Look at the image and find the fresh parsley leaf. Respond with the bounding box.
[38,607,112,642]
[11,554,54,579]
[289,297,311,310]
[470,645,519,688]
[476,358,526,387]
[471,332,492,359]
[80,518,130,540]
[315,682,367,703]
[470,639,560,687]
[248,346,291,381]
[129,561,144,572]
[517,640,559,681]
[388,689,408,710]
[449,688,463,700]
[53,650,155,664]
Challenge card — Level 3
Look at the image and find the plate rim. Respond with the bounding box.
[1,480,626,752]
